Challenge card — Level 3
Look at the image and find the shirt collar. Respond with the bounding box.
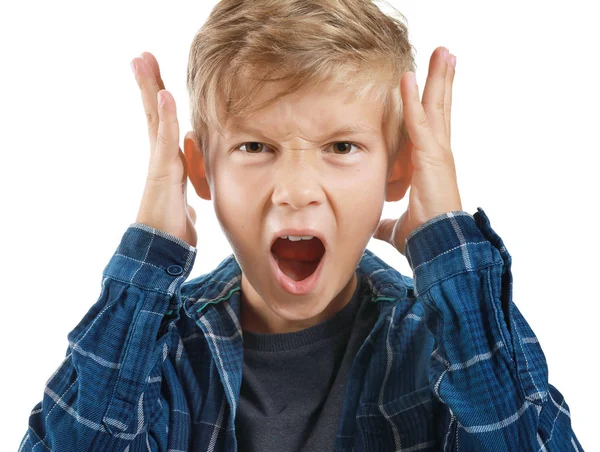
[181,248,413,322]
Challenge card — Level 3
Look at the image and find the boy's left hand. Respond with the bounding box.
[373,46,463,256]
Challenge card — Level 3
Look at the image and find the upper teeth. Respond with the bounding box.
[280,235,314,241]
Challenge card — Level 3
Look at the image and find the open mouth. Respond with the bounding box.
[271,237,326,282]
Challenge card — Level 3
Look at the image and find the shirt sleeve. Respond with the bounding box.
[404,208,584,451]
[19,223,197,452]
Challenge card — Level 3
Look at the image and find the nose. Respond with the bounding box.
[271,150,325,210]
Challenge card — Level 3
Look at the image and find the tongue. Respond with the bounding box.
[276,259,320,281]
[272,238,325,281]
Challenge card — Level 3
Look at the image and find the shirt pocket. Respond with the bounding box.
[355,385,438,452]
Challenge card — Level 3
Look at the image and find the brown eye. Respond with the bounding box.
[239,142,266,153]
[332,142,358,154]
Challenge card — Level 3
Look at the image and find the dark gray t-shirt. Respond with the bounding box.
[236,274,378,451]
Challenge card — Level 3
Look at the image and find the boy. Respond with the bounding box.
[20,0,583,450]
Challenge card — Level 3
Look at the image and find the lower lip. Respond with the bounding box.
[268,250,326,295]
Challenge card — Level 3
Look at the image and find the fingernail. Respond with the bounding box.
[130,59,137,74]
[450,55,456,68]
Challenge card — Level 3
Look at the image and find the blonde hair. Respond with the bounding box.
[186,0,416,168]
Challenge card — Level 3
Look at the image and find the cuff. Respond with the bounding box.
[404,208,505,297]
[102,222,197,297]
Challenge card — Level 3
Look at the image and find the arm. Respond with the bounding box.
[371,45,583,451]
[404,208,584,451]
[19,223,196,451]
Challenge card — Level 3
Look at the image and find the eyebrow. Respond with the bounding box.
[226,123,379,142]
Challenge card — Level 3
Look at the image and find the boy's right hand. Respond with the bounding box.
[131,52,198,248]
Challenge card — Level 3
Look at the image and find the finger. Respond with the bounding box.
[131,56,161,154]
[400,71,438,157]
[445,53,456,145]
[140,52,165,91]
[421,47,449,147]
[154,90,181,169]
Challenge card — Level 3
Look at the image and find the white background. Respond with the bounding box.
[1,1,597,450]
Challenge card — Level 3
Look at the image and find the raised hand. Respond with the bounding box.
[373,46,462,256]
[131,51,198,247]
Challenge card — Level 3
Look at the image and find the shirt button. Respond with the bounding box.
[167,265,184,276]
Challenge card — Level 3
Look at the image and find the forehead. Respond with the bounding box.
[217,79,384,143]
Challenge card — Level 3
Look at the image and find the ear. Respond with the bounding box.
[183,130,211,200]
[385,141,412,202]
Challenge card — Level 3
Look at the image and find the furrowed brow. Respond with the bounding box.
[226,123,378,142]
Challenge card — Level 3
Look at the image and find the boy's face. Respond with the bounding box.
[184,80,410,333]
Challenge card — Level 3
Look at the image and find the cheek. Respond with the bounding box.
[333,161,388,249]
[211,166,264,251]
[337,188,384,244]
[334,160,387,218]
[332,181,383,277]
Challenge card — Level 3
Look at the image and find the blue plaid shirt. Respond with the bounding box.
[20,208,583,451]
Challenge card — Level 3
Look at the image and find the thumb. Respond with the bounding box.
[188,205,197,225]
[183,177,197,225]
[373,218,397,244]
